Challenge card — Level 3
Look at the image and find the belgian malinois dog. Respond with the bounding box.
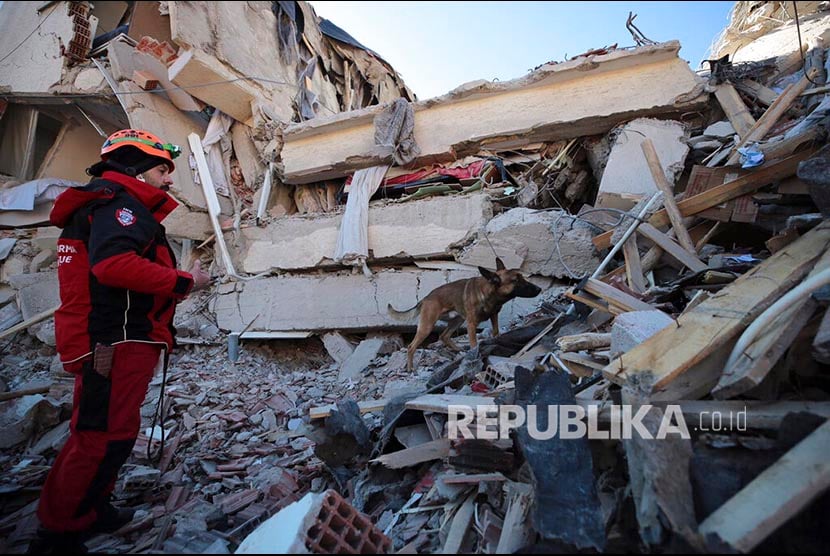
[389,259,541,371]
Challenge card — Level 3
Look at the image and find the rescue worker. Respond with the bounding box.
[31,129,211,552]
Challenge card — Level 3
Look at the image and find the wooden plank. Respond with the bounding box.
[583,278,654,313]
[712,247,830,399]
[405,394,497,414]
[496,482,534,554]
[440,472,507,485]
[653,400,830,430]
[637,223,708,272]
[558,352,607,372]
[760,126,822,163]
[441,494,475,554]
[602,222,830,400]
[309,398,390,420]
[188,133,237,276]
[641,139,697,253]
[0,306,57,341]
[623,235,647,293]
[555,333,611,352]
[564,289,615,315]
[592,151,812,250]
[695,221,721,252]
[726,75,813,165]
[371,438,451,469]
[512,313,566,359]
[734,79,778,107]
[683,166,739,222]
[713,83,756,137]
[0,385,50,402]
[698,420,830,553]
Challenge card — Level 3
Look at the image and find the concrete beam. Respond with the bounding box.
[456,208,601,280]
[168,48,262,123]
[596,118,690,211]
[212,267,554,333]
[281,42,707,184]
[239,192,492,273]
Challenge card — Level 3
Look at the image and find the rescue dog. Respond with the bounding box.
[388,259,541,371]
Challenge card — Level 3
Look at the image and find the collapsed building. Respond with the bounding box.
[1,0,830,553]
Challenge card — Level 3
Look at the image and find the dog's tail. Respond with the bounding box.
[387,301,421,320]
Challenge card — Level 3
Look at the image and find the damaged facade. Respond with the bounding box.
[1,0,830,554]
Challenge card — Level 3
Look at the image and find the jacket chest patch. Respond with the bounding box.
[116,207,136,227]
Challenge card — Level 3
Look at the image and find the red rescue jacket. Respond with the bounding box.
[49,171,194,366]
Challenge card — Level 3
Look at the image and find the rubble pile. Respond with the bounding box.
[2,0,830,554]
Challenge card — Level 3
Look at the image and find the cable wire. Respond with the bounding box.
[793,1,821,86]
[0,4,57,65]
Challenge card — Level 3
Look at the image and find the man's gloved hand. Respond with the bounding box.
[189,259,212,291]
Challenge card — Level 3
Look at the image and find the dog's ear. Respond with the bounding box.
[479,266,501,285]
[495,257,506,271]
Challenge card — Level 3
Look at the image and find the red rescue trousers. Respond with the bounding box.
[37,342,163,532]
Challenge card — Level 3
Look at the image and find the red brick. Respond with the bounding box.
[305,490,391,554]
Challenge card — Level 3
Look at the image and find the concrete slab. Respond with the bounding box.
[596,118,690,211]
[281,42,706,184]
[10,272,59,320]
[168,48,262,123]
[212,267,555,333]
[0,285,15,307]
[321,332,355,364]
[610,310,674,358]
[32,228,61,251]
[240,192,491,273]
[704,120,736,139]
[338,338,385,381]
[231,123,264,188]
[457,208,601,280]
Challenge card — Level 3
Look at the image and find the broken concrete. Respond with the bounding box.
[704,120,737,139]
[596,118,690,210]
[231,123,265,188]
[726,10,830,70]
[0,3,75,93]
[9,272,59,320]
[240,192,492,273]
[29,250,55,273]
[281,42,706,184]
[167,1,411,125]
[457,208,602,280]
[610,310,675,358]
[36,122,103,183]
[338,338,385,381]
[0,238,16,261]
[168,48,263,123]
[106,38,203,113]
[163,203,214,241]
[31,227,61,251]
[321,332,356,364]
[0,394,61,449]
[0,285,15,307]
[212,267,553,333]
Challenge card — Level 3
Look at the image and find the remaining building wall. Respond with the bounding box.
[0,2,75,93]
[239,192,492,273]
[212,267,554,333]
